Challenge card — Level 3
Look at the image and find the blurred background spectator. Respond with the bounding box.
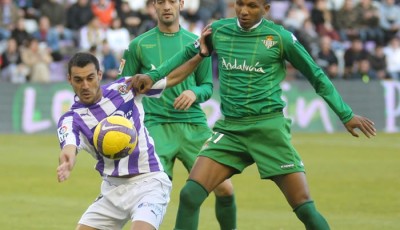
[296,17,320,57]
[0,0,20,40]
[355,0,384,44]
[343,37,370,79]
[40,0,65,28]
[79,17,106,51]
[135,0,157,36]
[106,17,130,58]
[379,0,400,43]
[334,0,361,42]
[92,0,116,27]
[383,36,400,80]
[196,0,226,26]
[368,44,388,80]
[100,39,119,81]
[315,35,339,79]
[32,16,63,61]
[283,0,310,33]
[0,37,28,83]
[118,0,143,38]
[21,37,53,83]
[66,0,94,31]
[11,17,31,47]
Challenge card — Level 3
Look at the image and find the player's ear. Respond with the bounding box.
[98,70,103,81]
[264,3,271,13]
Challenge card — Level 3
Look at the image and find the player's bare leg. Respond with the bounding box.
[272,172,310,208]
[190,156,236,192]
[76,224,96,230]
[213,178,234,196]
[272,172,330,229]
[131,220,156,230]
[174,156,236,230]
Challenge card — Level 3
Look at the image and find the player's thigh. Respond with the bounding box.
[78,182,128,229]
[179,124,212,172]
[272,172,311,208]
[198,124,254,175]
[248,116,305,179]
[189,156,237,193]
[130,172,172,230]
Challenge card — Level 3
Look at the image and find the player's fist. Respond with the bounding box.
[125,74,154,94]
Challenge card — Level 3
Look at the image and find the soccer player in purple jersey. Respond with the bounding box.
[127,0,377,229]
[56,52,196,230]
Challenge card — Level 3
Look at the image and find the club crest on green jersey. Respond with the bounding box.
[193,39,200,48]
[262,36,277,49]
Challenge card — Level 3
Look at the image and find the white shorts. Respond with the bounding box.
[78,171,172,230]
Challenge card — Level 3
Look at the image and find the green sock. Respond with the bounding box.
[294,201,330,230]
[174,179,209,230]
[215,195,237,230]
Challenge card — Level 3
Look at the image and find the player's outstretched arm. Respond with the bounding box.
[125,26,213,94]
[57,145,77,182]
[165,54,204,88]
[165,26,213,88]
[344,115,376,138]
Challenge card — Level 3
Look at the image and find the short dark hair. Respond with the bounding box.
[68,52,100,76]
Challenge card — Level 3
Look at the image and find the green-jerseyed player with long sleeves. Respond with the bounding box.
[119,1,237,229]
[129,0,377,229]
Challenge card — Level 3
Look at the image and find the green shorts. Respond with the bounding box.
[199,112,305,179]
[147,123,212,179]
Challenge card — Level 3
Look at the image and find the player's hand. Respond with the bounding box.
[174,90,196,110]
[57,153,74,182]
[344,114,376,138]
[199,24,213,57]
[125,74,154,94]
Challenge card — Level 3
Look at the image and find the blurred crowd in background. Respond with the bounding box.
[0,0,399,84]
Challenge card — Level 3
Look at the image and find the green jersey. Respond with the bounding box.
[147,18,354,123]
[119,27,213,127]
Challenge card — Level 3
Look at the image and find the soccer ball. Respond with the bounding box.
[93,116,138,160]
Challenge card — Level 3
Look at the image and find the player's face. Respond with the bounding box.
[154,0,183,27]
[68,63,103,105]
[235,0,270,29]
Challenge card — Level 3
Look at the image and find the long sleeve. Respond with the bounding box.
[147,42,199,82]
[283,32,354,123]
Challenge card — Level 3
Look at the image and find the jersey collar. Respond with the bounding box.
[236,18,263,32]
[156,26,182,37]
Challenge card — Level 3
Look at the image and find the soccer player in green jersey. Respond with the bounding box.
[127,0,377,229]
[118,0,237,229]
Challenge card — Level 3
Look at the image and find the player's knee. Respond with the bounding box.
[213,179,235,196]
[179,183,204,208]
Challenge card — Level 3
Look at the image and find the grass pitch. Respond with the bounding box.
[0,133,399,230]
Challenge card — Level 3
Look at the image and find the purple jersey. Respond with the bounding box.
[57,77,166,176]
